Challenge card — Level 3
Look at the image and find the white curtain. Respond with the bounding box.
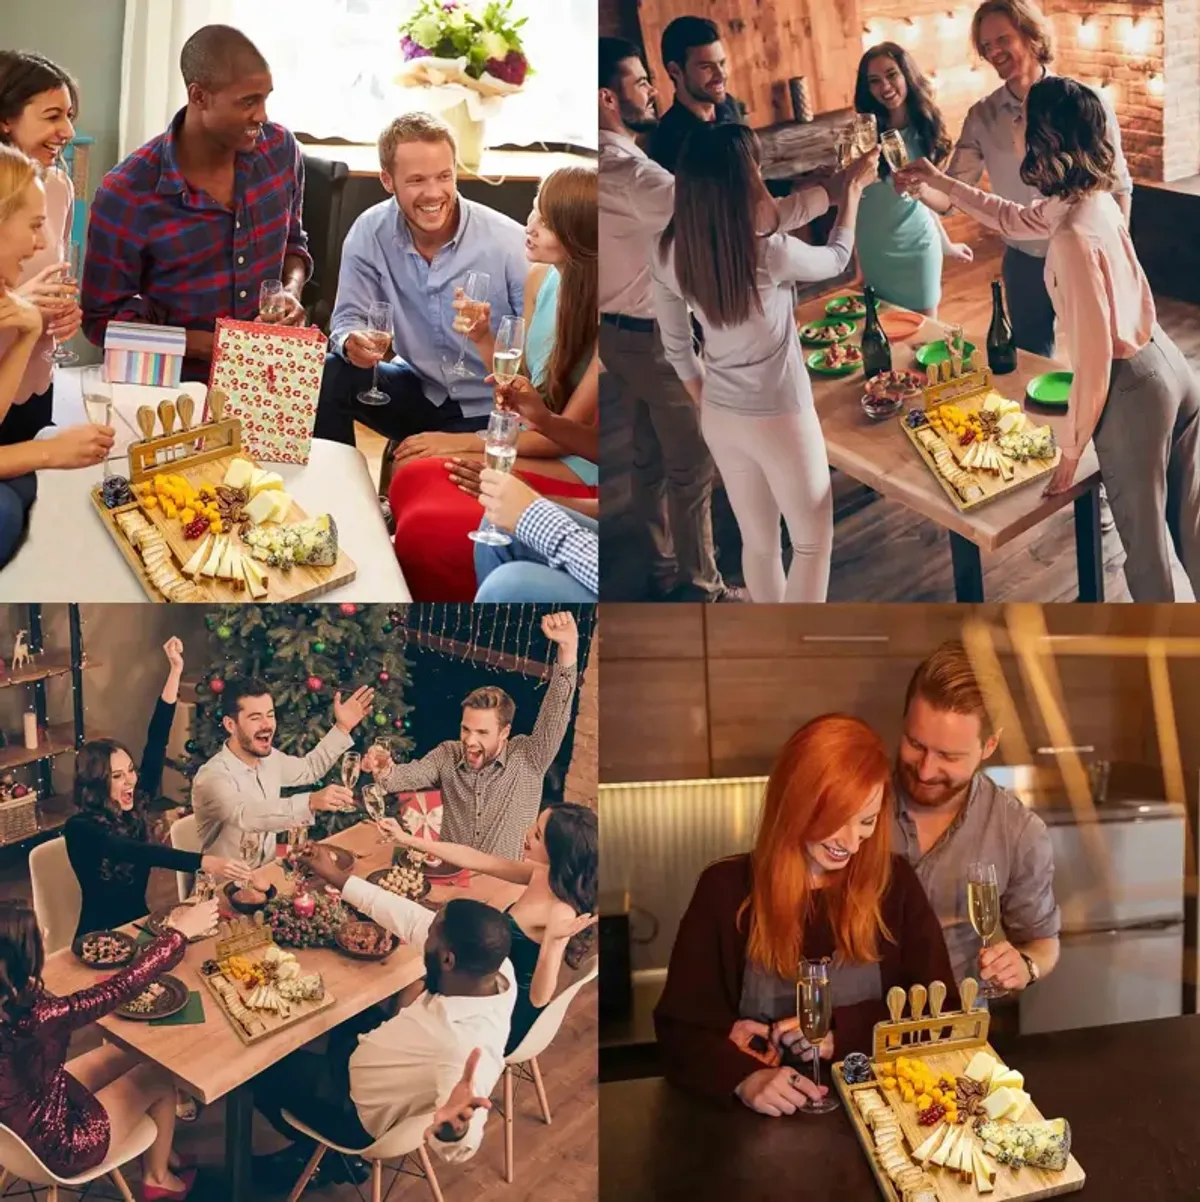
[118,0,235,159]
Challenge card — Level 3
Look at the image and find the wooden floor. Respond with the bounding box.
[606,231,1200,602]
[0,860,597,1202]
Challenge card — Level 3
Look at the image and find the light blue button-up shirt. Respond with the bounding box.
[329,196,528,419]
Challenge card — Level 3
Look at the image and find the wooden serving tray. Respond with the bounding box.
[201,958,335,1046]
[833,1044,1085,1202]
[90,449,356,602]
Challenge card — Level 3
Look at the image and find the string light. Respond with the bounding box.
[1148,72,1165,98]
[1124,15,1153,57]
[1079,15,1099,50]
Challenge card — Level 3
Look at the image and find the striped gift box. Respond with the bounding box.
[103,322,187,387]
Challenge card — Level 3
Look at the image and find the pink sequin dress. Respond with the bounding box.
[0,928,186,1178]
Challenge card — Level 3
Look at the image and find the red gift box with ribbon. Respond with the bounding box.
[399,791,470,886]
[207,318,328,465]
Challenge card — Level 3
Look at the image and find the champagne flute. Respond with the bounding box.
[492,315,525,392]
[968,861,1007,1000]
[356,301,393,406]
[834,128,856,169]
[854,112,878,156]
[282,824,308,879]
[362,782,391,843]
[880,129,909,173]
[42,239,79,366]
[797,958,839,1114]
[81,366,114,481]
[239,830,264,871]
[341,751,362,791]
[945,322,966,377]
[468,408,522,547]
[258,279,286,323]
[447,271,491,380]
[192,869,217,903]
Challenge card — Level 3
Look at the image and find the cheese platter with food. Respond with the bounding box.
[834,978,1084,1202]
[807,341,864,377]
[898,355,1060,511]
[90,387,355,603]
[799,317,857,345]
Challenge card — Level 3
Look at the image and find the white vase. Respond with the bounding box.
[440,99,486,173]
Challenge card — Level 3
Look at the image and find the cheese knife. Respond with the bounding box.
[960,976,978,1014]
[157,399,177,463]
[909,983,927,1044]
[135,405,157,467]
[928,979,947,1040]
[176,393,195,456]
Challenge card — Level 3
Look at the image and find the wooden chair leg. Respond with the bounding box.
[0,1169,10,1193]
[530,1056,552,1125]
[371,1158,383,1202]
[286,1144,327,1202]
[417,1145,445,1202]
[109,1169,136,1202]
[504,1063,515,1184]
[47,1187,58,1202]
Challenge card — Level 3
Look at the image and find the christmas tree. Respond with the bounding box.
[183,604,414,836]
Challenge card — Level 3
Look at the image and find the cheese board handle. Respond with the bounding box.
[886,985,906,1024]
[157,400,177,462]
[960,977,978,1014]
[928,980,946,1019]
[135,405,157,442]
[208,388,228,423]
[177,393,194,433]
[909,983,927,1023]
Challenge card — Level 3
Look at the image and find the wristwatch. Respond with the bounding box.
[1018,950,1039,985]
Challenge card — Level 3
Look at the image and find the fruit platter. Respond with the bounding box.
[808,342,864,378]
[799,318,857,345]
[200,941,332,1044]
[89,387,356,603]
[834,978,1084,1202]
[899,360,1061,512]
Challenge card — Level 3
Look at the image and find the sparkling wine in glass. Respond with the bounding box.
[968,861,1007,1000]
[357,301,393,407]
[341,751,362,791]
[834,128,856,169]
[447,271,491,380]
[363,782,391,843]
[258,279,286,323]
[81,366,114,480]
[469,408,522,547]
[797,958,839,1113]
[371,737,394,778]
[492,315,525,388]
[880,129,909,174]
[192,869,216,903]
[854,112,878,156]
[42,239,79,366]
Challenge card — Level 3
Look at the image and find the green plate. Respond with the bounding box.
[824,295,867,319]
[806,349,861,378]
[1026,370,1073,407]
[799,316,857,345]
[915,339,977,367]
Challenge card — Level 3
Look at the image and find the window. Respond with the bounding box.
[229,0,597,150]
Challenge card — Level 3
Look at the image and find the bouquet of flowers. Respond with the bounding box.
[398,0,532,96]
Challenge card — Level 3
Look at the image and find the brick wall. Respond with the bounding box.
[565,630,598,808]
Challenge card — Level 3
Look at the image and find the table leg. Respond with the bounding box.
[949,533,985,602]
[1074,487,1104,602]
[226,1082,254,1202]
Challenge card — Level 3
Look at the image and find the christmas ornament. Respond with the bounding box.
[379,671,390,683]
[373,712,389,727]
[205,616,216,630]
[382,623,393,634]
[307,676,323,692]
[339,603,358,616]
[185,740,198,754]
[313,641,326,654]
[393,719,405,730]
[209,677,225,694]
[196,680,206,694]
[216,625,232,640]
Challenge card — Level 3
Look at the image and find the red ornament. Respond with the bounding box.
[393,719,404,730]
[11,784,28,798]
[292,891,315,918]
[209,677,226,694]
[339,603,358,616]
[378,671,389,683]
[306,676,323,692]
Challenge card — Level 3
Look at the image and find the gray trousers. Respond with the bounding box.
[1002,245,1056,358]
[599,320,722,598]
[1092,326,1200,601]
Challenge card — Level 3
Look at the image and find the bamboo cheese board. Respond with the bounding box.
[90,389,355,602]
[834,979,1085,1202]
[899,357,1061,513]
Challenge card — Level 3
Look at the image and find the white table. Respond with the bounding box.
[0,374,410,601]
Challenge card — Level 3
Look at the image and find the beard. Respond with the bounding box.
[897,756,972,809]
[237,730,273,759]
[685,79,724,107]
[423,949,443,994]
[619,97,658,133]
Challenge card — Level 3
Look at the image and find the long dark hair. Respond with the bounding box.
[0,51,78,144]
[0,902,44,1023]
[660,123,771,328]
[543,803,598,969]
[854,43,951,175]
[1019,76,1115,201]
[74,738,148,840]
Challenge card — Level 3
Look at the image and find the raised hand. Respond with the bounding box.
[426,1047,493,1142]
[299,843,352,889]
[545,908,597,942]
[541,611,578,648]
[333,686,375,732]
[162,637,184,673]
[361,745,392,777]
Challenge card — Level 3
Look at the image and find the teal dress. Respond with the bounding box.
[525,267,597,487]
[855,125,943,312]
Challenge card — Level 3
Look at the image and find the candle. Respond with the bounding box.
[292,891,315,918]
[22,711,37,751]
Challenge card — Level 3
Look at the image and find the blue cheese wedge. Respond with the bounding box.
[975,1118,1071,1171]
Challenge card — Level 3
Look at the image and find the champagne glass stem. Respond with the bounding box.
[812,1049,822,1094]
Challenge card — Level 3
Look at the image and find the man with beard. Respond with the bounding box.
[598,36,728,602]
[82,25,311,380]
[646,17,743,174]
[191,677,373,864]
[360,611,579,859]
[253,842,514,1189]
[312,110,527,451]
[894,641,1060,994]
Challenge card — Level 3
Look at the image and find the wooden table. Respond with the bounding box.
[43,822,521,1202]
[600,1015,1200,1201]
[300,142,596,181]
[797,293,1105,602]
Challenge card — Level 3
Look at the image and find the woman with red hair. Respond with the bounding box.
[654,713,956,1114]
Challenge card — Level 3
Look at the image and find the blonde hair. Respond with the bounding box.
[377,111,457,174]
[0,144,38,224]
[971,0,1055,65]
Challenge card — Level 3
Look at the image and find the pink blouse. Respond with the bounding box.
[0,167,73,408]
[945,179,1155,456]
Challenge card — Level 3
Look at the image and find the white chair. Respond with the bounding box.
[29,838,81,955]
[278,1110,443,1202]
[497,960,598,1184]
[0,1114,155,1201]
[169,814,201,902]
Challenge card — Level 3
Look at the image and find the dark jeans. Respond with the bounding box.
[1001,245,1056,359]
[313,352,488,446]
[254,1004,390,1153]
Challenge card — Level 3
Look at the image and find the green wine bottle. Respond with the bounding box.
[860,286,892,380]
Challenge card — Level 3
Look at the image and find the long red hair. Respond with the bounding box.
[743,714,894,977]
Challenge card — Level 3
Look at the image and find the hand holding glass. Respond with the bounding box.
[968,861,1007,999]
[357,301,393,406]
[797,958,839,1113]
[468,408,522,547]
[492,315,526,390]
[448,271,491,380]
[81,367,115,480]
[854,113,878,156]
[259,280,286,322]
[42,240,79,366]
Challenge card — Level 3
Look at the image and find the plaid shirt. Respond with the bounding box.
[514,499,598,596]
[381,660,578,859]
[82,109,311,350]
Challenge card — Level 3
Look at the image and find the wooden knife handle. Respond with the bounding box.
[886,985,906,1024]
[135,405,157,441]
[207,388,227,422]
[928,980,947,1019]
[176,394,195,430]
[909,984,927,1024]
[157,399,176,438]
[960,977,978,1014]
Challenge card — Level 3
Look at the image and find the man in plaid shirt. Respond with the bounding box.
[82,25,311,379]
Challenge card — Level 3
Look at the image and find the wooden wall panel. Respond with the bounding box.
[636,0,863,129]
[598,603,705,661]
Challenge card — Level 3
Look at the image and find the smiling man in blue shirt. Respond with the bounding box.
[313,112,528,448]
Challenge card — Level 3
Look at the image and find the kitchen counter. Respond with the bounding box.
[985,762,1185,824]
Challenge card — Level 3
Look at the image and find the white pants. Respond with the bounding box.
[700,403,833,602]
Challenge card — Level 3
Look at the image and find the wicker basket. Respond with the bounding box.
[0,792,38,844]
